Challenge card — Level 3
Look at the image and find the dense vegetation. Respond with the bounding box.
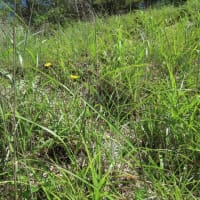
[0,0,200,199]
[2,0,187,25]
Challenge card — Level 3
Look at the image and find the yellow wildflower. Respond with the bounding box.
[70,74,80,80]
[43,62,53,67]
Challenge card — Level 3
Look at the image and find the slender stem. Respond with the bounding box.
[12,1,18,199]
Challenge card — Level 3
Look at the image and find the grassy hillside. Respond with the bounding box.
[0,0,200,199]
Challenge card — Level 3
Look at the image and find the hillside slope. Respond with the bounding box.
[0,0,200,199]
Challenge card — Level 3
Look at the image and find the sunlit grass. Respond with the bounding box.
[0,0,200,199]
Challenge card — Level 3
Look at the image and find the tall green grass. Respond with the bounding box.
[0,0,200,199]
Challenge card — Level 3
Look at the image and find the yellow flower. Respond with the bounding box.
[70,74,80,80]
[43,62,53,67]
